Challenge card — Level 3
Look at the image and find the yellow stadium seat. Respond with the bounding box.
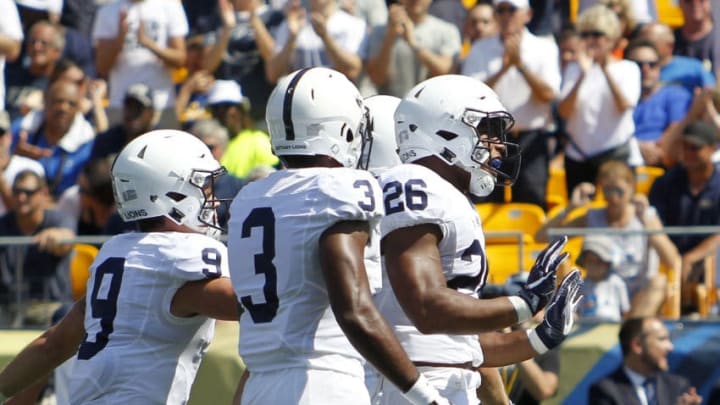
[546,167,568,212]
[659,261,681,320]
[681,255,717,318]
[70,244,99,301]
[486,242,548,284]
[635,166,665,196]
[477,203,547,244]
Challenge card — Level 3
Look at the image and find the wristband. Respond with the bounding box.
[403,374,440,405]
[526,329,549,355]
[508,296,532,323]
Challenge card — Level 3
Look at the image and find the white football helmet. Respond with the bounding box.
[364,95,402,175]
[111,129,227,235]
[265,67,372,169]
[394,75,521,197]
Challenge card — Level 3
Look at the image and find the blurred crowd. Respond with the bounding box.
[0,0,719,325]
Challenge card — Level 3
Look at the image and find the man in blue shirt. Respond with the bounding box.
[625,39,691,167]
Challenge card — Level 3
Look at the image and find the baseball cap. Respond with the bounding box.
[16,0,63,14]
[682,120,718,147]
[207,80,244,106]
[493,0,529,9]
[578,236,619,266]
[124,84,154,109]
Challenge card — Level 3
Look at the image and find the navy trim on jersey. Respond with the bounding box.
[282,68,312,141]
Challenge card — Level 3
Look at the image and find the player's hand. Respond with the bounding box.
[531,269,583,352]
[517,236,568,315]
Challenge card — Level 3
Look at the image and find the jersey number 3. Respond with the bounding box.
[240,207,279,323]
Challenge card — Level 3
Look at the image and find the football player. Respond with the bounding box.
[372,75,583,404]
[229,67,448,405]
[0,130,239,403]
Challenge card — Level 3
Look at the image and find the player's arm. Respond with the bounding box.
[0,298,86,399]
[172,278,240,321]
[384,227,569,333]
[476,367,510,405]
[320,220,443,405]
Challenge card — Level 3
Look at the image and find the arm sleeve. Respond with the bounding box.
[170,236,230,281]
[317,169,384,226]
[438,22,461,57]
[166,1,189,38]
[0,1,23,41]
[91,4,116,42]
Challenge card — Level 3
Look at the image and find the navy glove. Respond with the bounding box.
[517,236,569,315]
[529,269,583,354]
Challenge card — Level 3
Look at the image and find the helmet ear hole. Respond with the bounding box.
[166,192,186,202]
[345,128,354,143]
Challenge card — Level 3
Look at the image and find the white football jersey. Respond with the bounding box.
[69,232,229,405]
[229,168,383,377]
[376,164,487,366]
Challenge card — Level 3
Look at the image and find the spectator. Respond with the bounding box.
[558,28,581,74]
[206,80,279,178]
[557,5,641,194]
[674,0,718,75]
[5,20,65,120]
[50,58,109,134]
[0,110,45,217]
[463,3,497,47]
[92,0,189,129]
[266,0,366,83]
[588,317,702,405]
[13,80,95,198]
[365,0,460,97]
[649,120,720,312]
[0,170,75,326]
[625,39,692,167]
[203,0,283,123]
[0,0,23,112]
[89,84,155,161]
[576,236,630,322]
[639,22,716,95]
[537,160,680,317]
[462,0,560,209]
[188,118,245,229]
[57,155,134,237]
[175,35,213,129]
[578,0,656,24]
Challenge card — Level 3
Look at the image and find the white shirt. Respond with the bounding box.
[274,9,366,71]
[462,29,560,131]
[624,366,654,405]
[376,164,486,366]
[560,60,640,161]
[0,0,23,111]
[229,168,383,377]
[92,0,189,109]
[69,232,229,404]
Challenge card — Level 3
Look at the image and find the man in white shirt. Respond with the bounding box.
[462,0,560,209]
[92,0,188,129]
[266,0,366,83]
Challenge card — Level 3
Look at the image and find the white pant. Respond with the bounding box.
[242,368,371,405]
[373,367,481,405]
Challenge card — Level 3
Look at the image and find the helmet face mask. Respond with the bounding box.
[395,75,522,197]
[111,130,228,236]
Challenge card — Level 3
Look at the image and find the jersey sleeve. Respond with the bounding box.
[378,165,450,238]
[316,169,384,226]
[168,235,230,281]
[91,4,117,42]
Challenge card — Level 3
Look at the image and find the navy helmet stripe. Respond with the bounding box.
[282,68,313,141]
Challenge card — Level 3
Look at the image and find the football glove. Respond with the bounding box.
[528,269,583,354]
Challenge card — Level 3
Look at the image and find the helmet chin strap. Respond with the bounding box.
[469,168,496,197]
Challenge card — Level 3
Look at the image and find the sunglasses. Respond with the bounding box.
[580,30,606,39]
[13,187,41,197]
[631,59,659,69]
[602,186,625,198]
[495,5,517,15]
